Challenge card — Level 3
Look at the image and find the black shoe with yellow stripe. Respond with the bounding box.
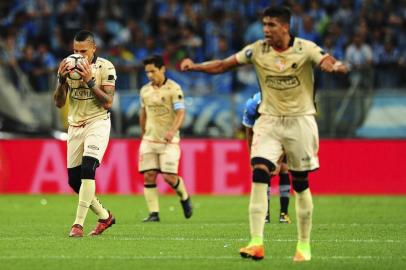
[279,212,291,224]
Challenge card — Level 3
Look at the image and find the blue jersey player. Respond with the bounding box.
[242,92,291,224]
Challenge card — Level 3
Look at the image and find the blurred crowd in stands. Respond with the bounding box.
[0,0,405,94]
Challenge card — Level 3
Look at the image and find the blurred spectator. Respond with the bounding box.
[35,43,57,92]
[106,45,137,91]
[17,44,42,91]
[57,0,85,44]
[244,12,263,44]
[156,0,183,20]
[93,19,114,48]
[0,33,20,89]
[203,8,234,58]
[345,30,374,91]
[298,15,321,44]
[374,35,402,88]
[210,35,234,94]
[289,2,304,36]
[332,0,356,36]
[0,0,405,92]
[319,34,347,90]
[180,23,204,62]
[308,0,327,27]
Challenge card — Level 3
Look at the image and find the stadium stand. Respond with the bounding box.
[0,0,405,138]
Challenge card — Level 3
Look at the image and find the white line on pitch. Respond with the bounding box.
[0,237,402,243]
[7,223,406,227]
[0,255,405,260]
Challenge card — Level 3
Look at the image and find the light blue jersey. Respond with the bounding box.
[242,92,261,128]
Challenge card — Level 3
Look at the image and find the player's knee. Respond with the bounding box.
[162,173,178,187]
[251,157,276,173]
[252,168,270,184]
[143,170,158,184]
[291,171,309,192]
[68,166,81,193]
[81,156,100,180]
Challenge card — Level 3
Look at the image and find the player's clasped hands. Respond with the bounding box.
[57,59,69,78]
[77,58,93,82]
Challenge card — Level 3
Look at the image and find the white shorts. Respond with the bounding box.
[138,140,181,174]
[67,116,111,168]
[251,114,319,172]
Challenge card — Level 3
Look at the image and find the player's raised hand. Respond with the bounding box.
[180,58,194,71]
[77,58,93,82]
[57,58,69,78]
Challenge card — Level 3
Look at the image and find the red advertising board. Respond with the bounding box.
[0,139,405,194]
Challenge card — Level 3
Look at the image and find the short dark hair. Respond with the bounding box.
[143,55,165,68]
[262,6,291,24]
[74,30,95,43]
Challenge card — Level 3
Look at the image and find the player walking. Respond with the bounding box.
[139,55,192,222]
[54,30,117,237]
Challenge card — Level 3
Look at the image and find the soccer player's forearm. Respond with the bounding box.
[194,60,228,74]
[246,128,253,154]
[91,87,114,109]
[139,109,146,137]
[53,83,68,108]
[170,110,185,133]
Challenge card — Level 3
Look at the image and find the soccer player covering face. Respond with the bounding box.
[181,6,348,261]
[53,30,117,237]
[243,92,292,225]
[139,55,192,222]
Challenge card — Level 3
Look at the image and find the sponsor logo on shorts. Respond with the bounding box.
[88,145,100,150]
[265,76,300,90]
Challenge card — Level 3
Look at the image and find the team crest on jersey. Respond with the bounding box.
[275,57,286,71]
[295,41,303,53]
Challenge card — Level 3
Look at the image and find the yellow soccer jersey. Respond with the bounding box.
[236,37,328,116]
[66,56,116,126]
[140,78,185,143]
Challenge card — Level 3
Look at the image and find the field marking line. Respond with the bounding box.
[0,236,402,243]
[0,255,405,260]
[6,223,406,227]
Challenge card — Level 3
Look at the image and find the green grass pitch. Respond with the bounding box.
[1,195,405,270]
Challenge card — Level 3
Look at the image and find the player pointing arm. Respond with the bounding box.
[181,5,348,262]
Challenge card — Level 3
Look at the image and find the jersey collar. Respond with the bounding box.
[273,35,295,52]
[91,54,98,64]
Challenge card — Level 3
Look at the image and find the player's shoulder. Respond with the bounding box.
[140,82,152,95]
[166,78,182,90]
[248,39,267,52]
[95,56,115,68]
[240,39,265,52]
[294,37,320,50]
